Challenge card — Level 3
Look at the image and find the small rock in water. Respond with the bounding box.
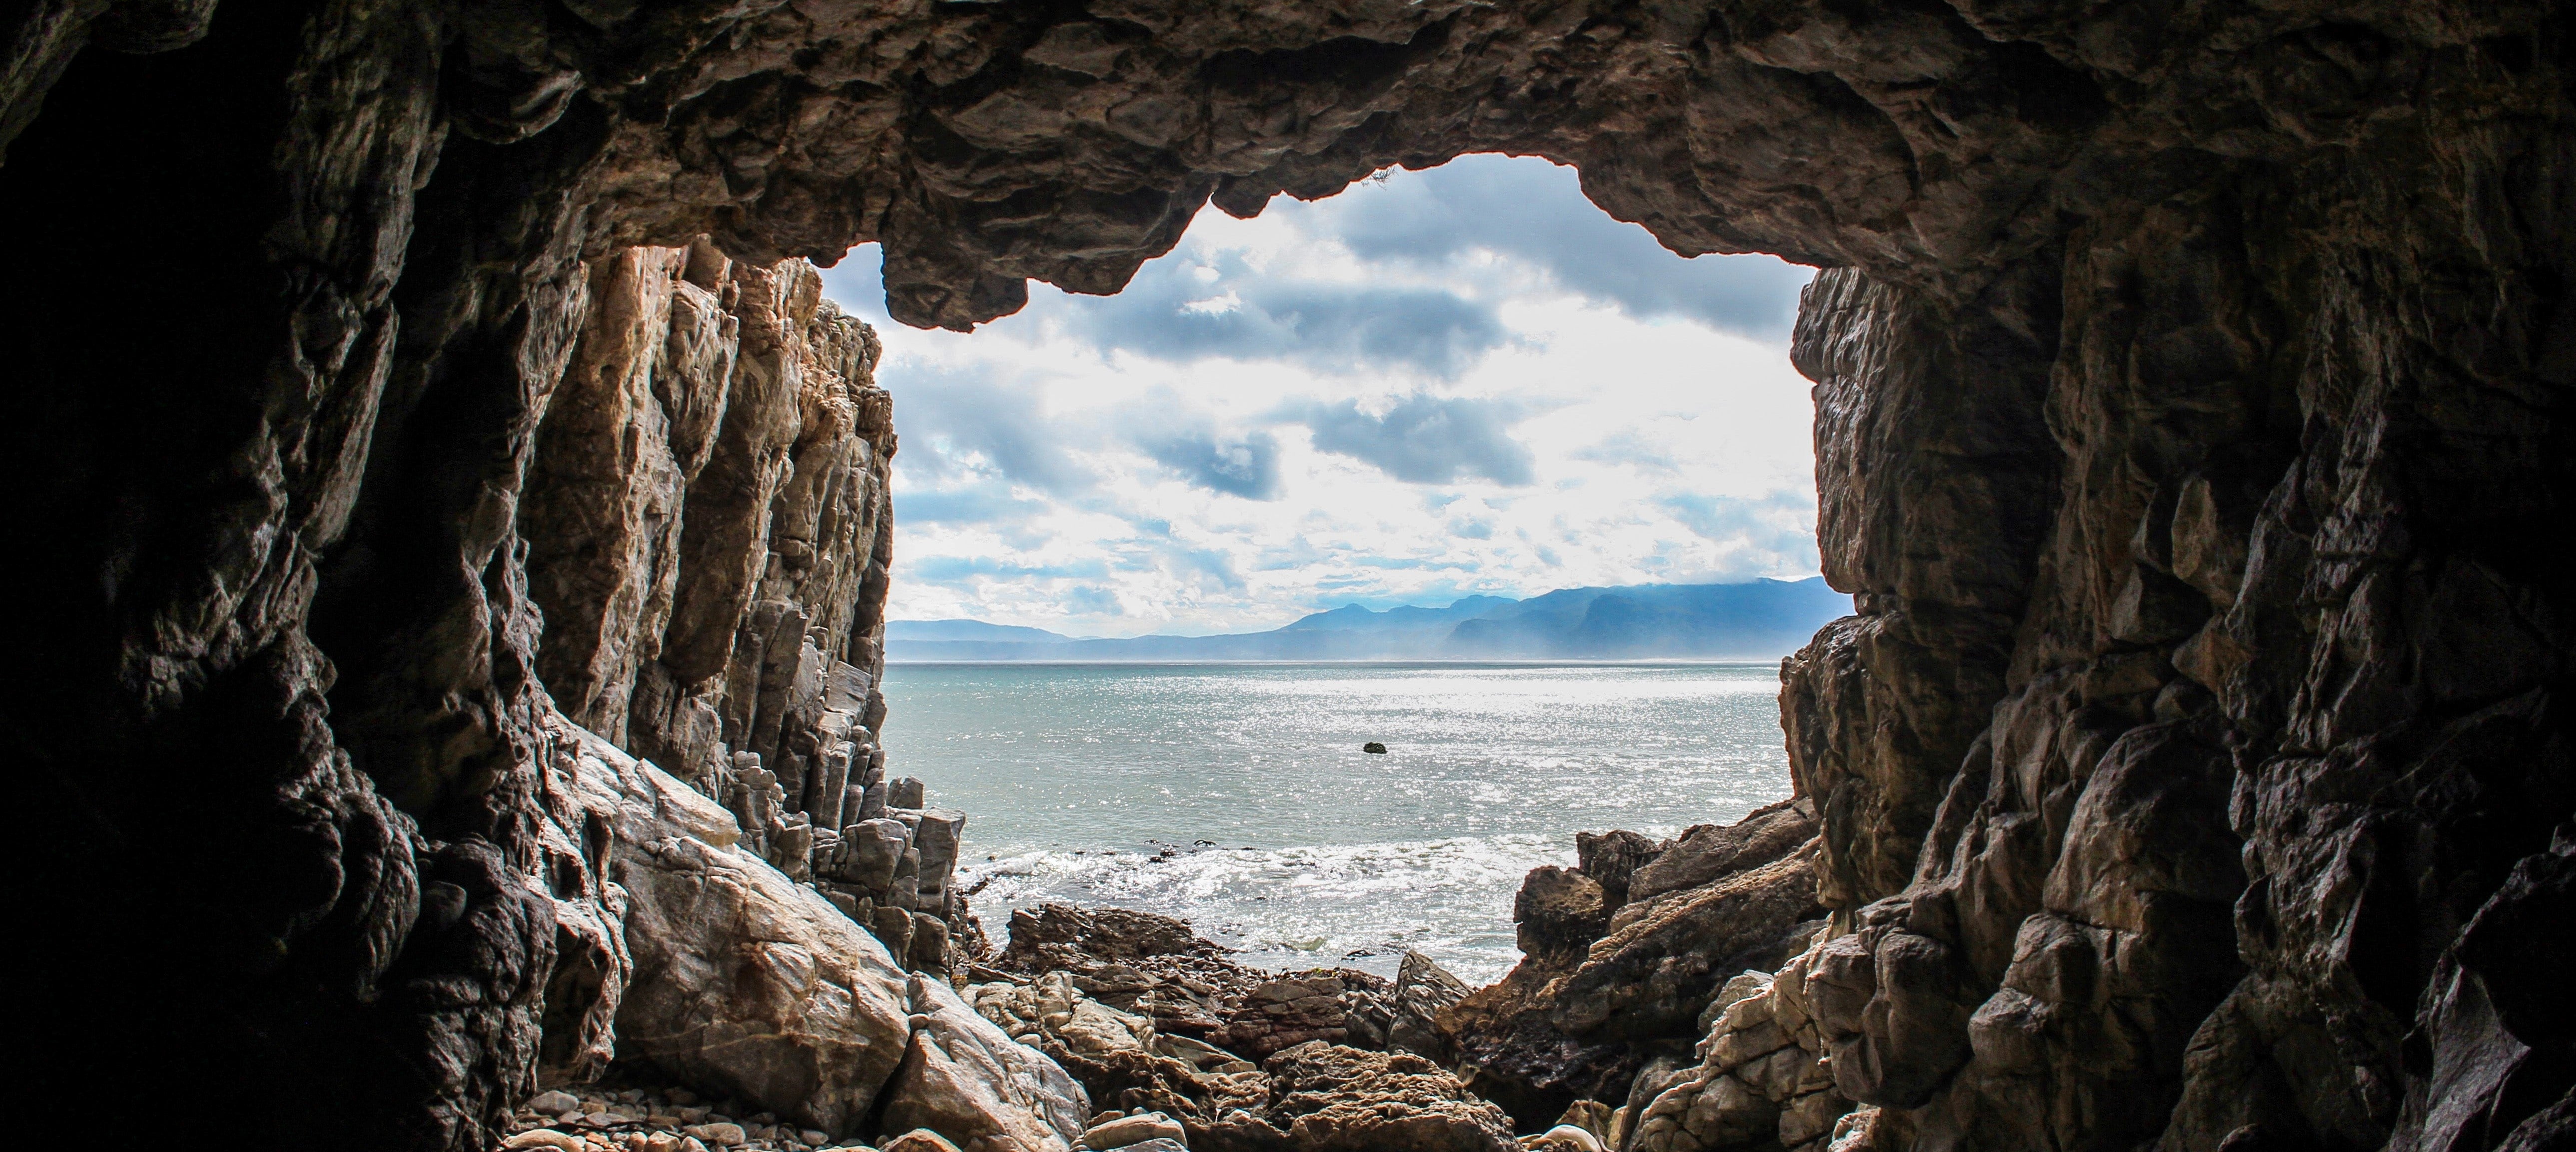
[1362,741,1387,753]
[531,1091,583,1115]
[800,1132,830,1146]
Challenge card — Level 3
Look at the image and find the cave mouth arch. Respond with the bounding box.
[1,3,2569,1152]
[834,151,1825,643]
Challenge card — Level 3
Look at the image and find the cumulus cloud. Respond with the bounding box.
[1121,392,1286,499]
[889,366,1088,493]
[1299,394,1536,485]
[1321,155,1811,339]
[1063,250,1508,378]
[1134,427,1284,499]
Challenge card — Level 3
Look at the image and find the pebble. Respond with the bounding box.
[510,1082,855,1152]
[685,1122,748,1147]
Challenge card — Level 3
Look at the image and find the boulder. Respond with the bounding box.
[1214,972,1395,1060]
[1573,830,1665,908]
[1388,951,1472,1063]
[1077,1112,1185,1149]
[1547,849,1825,1040]
[879,974,1091,1152]
[1623,800,1817,908]
[1447,810,1827,1131]
[989,904,1394,1051]
[1512,868,1609,964]
[970,971,1267,1139]
[567,727,914,1135]
[568,727,1086,1145]
[884,1133,967,1152]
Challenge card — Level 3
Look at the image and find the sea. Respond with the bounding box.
[879,661,1797,985]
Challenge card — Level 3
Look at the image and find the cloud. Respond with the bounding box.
[1654,490,1822,577]
[909,556,1110,581]
[1318,154,1812,339]
[1572,431,1684,477]
[1120,394,1286,499]
[892,366,1088,493]
[1299,394,1536,485]
[1064,251,1509,378]
[897,482,1054,525]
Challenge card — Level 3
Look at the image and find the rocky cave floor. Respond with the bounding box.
[514,795,1833,1152]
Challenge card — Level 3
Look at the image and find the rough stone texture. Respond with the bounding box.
[1626,931,1856,1152]
[551,707,1092,1149]
[1448,807,1824,1130]
[1224,1041,1520,1152]
[559,722,911,1136]
[985,902,1407,1059]
[970,970,1270,1146]
[515,237,980,976]
[879,974,1093,1152]
[3,2,2570,1151]
[967,960,1508,1152]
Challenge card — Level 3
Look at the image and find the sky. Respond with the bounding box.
[816,154,1822,638]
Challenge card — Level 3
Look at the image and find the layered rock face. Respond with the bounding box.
[520,239,973,975]
[1,3,2568,1152]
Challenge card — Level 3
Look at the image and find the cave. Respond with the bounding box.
[1,1,2569,1151]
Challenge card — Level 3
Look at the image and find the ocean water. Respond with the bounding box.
[878,662,1796,984]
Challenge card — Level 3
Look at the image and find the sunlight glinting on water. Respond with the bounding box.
[882,662,1796,984]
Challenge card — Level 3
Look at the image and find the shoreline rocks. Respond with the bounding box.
[1445,800,1826,1132]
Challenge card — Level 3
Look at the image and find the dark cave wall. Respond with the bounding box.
[0,1,2569,1151]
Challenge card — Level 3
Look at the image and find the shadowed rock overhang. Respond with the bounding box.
[0,1,2568,1151]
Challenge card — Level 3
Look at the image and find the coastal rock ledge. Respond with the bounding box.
[3,2,2569,1152]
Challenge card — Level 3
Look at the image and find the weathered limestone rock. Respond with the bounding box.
[880,974,1092,1152]
[991,904,1290,1041]
[557,718,1088,1147]
[559,722,911,1134]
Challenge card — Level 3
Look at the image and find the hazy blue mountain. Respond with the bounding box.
[1279,595,1519,633]
[885,619,1074,643]
[886,577,1851,662]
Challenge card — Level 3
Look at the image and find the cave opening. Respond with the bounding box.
[826,149,1837,1004]
[2,3,2570,1152]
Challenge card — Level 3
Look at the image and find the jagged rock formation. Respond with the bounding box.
[2,2,2568,1152]
[1445,801,1827,1129]
[521,240,981,977]
[969,905,1506,1152]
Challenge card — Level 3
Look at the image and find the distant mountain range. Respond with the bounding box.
[885,578,1853,662]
